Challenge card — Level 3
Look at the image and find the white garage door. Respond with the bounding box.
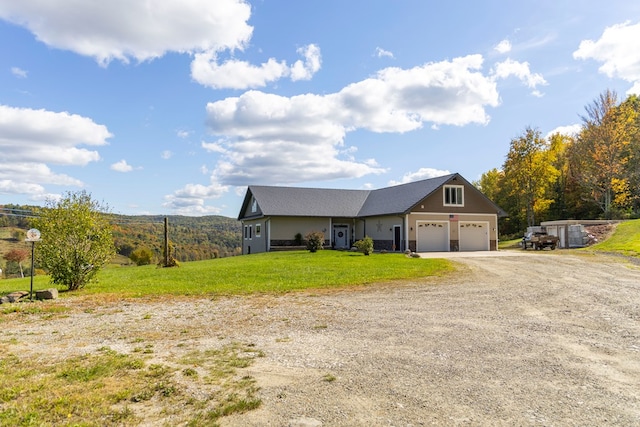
[459,222,489,251]
[416,222,449,252]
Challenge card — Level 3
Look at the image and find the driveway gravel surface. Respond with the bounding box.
[4,251,639,426]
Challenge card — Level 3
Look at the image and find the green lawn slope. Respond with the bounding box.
[1,250,453,299]
[587,219,640,257]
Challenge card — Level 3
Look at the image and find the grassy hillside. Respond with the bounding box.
[1,206,242,275]
[586,219,640,256]
[110,214,241,261]
[0,250,453,299]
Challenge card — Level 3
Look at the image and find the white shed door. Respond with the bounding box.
[459,222,489,251]
[417,222,449,252]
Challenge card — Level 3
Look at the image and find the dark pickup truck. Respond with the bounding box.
[522,231,559,250]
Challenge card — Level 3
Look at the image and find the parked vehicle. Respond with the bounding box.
[522,231,558,250]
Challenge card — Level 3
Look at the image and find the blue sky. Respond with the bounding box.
[2,1,640,217]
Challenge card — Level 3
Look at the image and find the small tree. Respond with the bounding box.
[3,248,30,278]
[130,247,154,266]
[32,191,115,291]
[354,236,374,255]
[305,231,324,252]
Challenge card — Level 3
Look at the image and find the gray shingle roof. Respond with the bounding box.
[238,173,506,220]
[358,174,454,217]
[246,186,371,218]
[239,173,504,220]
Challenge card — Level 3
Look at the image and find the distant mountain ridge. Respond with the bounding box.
[1,205,242,262]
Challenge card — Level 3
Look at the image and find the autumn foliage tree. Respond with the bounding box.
[570,90,638,218]
[477,90,640,236]
[3,248,29,278]
[501,127,560,230]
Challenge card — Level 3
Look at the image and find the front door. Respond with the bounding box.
[393,225,401,251]
[333,225,349,249]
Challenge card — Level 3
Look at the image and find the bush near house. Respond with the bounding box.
[305,231,324,252]
[354,236,374,255]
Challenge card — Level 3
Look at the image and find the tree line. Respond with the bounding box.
[476,90,640,237]
[1,204,242,279]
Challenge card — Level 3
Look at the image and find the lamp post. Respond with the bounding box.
[25,228,41,300]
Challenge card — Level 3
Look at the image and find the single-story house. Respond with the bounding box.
[237,173,506,255]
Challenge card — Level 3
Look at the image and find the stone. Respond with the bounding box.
[0,291,28,303]
[36,288,58,300]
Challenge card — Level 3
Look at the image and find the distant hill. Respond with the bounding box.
[110,214,242,261]
[0,205,242,269]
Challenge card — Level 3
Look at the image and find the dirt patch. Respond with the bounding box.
[584,223,616,245]
[2,251,639,426]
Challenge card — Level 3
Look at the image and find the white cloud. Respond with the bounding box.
[0,0,253,66]
[163,181,228,215]
[341,55,501,131]
[110,159,134,172]
[161,150,173,160]
[176,130,191,139]
[388,168,451,186]
[192,52,289,90]
[167,54,544,210]
[545,124,581,139]
[0,162,83,203]
[573,21,640,95]
[201,141,227,153]
[199,55,504,188]
[11,67,27,78]
[191,44,321,90]
[290,44,322,81]
[492,58,547,96]
[494,40,512,54]
[0,105,110,200]
[375,47,394,58]
[0,105,110,165]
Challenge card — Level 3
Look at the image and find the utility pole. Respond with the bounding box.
[164,217,169,267]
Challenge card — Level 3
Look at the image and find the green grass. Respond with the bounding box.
[0,343,262,426]
[585,219,640,256]
[0,250,453,298]
[498,237,523,250]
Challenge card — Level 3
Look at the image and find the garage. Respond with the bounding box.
[459,222,489,251]
[416,221,449,252]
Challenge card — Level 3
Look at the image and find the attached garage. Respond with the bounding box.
[416,221,449,252]
[459,222,489,251]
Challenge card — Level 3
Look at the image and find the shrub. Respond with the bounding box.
[294,233,303,246]
[305,231,324,252]
[32,190,115,291]
[354,236,374,255]
[130,247,154,266]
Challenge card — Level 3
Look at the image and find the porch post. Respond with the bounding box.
[404,214,409,252]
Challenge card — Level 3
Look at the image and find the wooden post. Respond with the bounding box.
[164,217,169,267]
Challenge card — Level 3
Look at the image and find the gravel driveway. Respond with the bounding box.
[5,251,640,426]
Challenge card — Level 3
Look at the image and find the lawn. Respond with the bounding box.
[0,250,453,298]
[585,219,640,256]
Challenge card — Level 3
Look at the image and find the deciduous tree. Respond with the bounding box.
[572,90,635,218]
[3,248,29,278]
[32,191,115,291]
[502,127,559,229]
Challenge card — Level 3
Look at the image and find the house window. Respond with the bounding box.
[444,185,464,206]
[255,224,261,237]
[244,225,253,240]
[251,198,257,213]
